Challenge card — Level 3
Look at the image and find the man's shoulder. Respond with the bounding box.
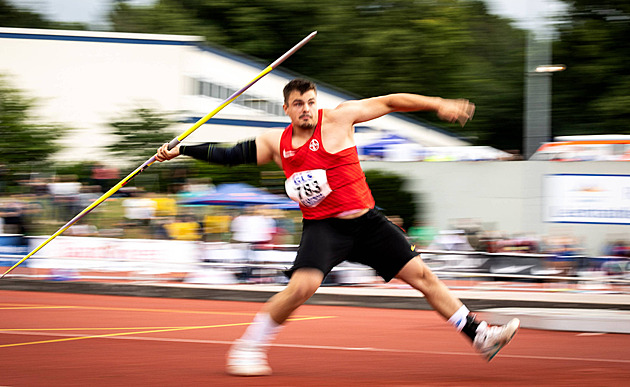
[258,128,283,140]
[258,129,284,157]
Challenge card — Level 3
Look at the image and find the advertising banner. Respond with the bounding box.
[27,236,200,273]
[544,174,630,224]
[0,234,29,266]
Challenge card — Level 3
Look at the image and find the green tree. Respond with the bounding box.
[110,0,528,151]
[107,107,175,164]
[0,76,65,183]
[0,0,86,30]
[364,169,417,230]
[552,0,630,136]
[190,161,284,189]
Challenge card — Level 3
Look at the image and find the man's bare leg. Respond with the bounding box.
[396,256,520,361]
[263,268,324,324]
[395,256,463,318]
[226,268,324,376]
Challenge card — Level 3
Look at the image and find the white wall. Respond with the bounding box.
[363,160,630,255]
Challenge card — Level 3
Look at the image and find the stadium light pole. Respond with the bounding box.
[524,43,566,159]
[523,1,566,160]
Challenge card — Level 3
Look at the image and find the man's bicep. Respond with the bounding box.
[335,97,394,124]
[255,131,279,165]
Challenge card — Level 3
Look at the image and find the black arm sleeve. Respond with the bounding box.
[179,139,257,166]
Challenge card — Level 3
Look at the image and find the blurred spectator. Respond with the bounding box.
[90,163,119,193]
[407,221,437,248]
[122,191,157,238]
[231,207,276,245]
[152,196,178,218]
[182,177,216,194]
[603,239,630,258]
[204,214,232,242]
[0,197,26,235]
[428,230,474,251]
[122,191,157,227]
[78,185,101,208]
[267,208,294,245]
[28,175,50,197]
[494,235,540,253]
[48,175,82,221]
[598,237,630,275]
[163,215,202,241]
[542,233,582,275]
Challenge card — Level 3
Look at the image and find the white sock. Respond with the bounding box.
[239,312,283,346]
[447,305,470,332]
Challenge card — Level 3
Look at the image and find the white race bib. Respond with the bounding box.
[285,169,332,207]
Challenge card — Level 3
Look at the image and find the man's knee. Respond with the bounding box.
[285,268,323,304]
[397,256,438,288]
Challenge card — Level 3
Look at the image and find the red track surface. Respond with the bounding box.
[1,290,629,386]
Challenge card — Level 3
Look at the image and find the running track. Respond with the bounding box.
[1,290,629,386]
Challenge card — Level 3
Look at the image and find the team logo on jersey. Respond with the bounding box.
[282,149,296,158]
[309,139,320,152]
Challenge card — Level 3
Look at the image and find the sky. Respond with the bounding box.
[9,0,568,32]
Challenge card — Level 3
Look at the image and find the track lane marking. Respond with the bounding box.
[0,316,336,348]
[0,315,336,333]
[2,330,629,364]
[0,302,315,318]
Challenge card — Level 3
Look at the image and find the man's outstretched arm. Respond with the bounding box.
[335,93,475,127]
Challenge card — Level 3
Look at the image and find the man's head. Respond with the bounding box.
[283,79,318,130]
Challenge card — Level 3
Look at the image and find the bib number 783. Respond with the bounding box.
[295,180,321,199]
[285,169,332,207]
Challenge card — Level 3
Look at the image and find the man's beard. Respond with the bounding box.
[297,121,316,130]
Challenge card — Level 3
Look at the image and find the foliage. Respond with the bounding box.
[0,0,86,30]
[552,1,630,137]
[189,161,284,188]
[109,0,527,151]
[106,107,175,164]
[6,0,630,151]
[364,169,417,230]
[0,76,66,183]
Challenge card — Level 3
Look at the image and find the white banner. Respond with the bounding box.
[543,174,630,224]
[27,236,200,273]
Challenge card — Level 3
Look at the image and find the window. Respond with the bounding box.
[193,78,283,116]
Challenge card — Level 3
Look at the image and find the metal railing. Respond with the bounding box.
[2,245,629,293]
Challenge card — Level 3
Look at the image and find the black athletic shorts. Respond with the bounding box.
[285,208,418,282]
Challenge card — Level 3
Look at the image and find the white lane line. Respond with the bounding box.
[2,330,629,364]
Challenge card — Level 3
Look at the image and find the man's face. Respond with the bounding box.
[283,89,318,131]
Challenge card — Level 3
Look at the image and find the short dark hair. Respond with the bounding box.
[283,78,316,104]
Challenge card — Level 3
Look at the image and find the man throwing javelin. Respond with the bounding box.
[156,78,519,376]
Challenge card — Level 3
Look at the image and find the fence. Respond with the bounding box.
[1,235,629,293]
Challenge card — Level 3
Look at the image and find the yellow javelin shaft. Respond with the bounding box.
[175,66,273,144]
[1,31,317,279]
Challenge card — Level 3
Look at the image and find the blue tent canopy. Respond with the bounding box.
[359,133,413,157]
[179,183,299,210]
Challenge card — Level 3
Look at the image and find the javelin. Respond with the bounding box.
[1,31,317,279]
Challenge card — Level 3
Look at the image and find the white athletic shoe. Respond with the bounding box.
[473,318,520,361]
[226,340,272,376]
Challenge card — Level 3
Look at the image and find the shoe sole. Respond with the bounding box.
[486,318,520,362]
[226,364,272,377]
